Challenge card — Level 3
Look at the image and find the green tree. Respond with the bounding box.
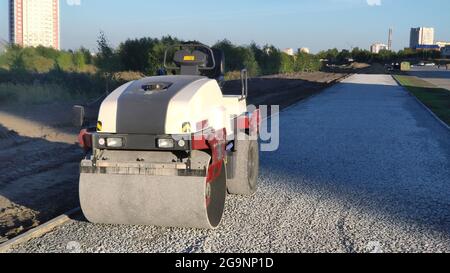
[148,42,167,75]
[337,49,351,63]
[317,48,339,62]
[79,47,93,65]
[213,40,260,76]
[279,53,294,73]
[251,43,282,75]
[96,31,120,74]
[29,55,54,73]
[56,52,75,71]
[236,46,260,76]
[214,39,238,71]
[0,49,9,69]
[351,47,373,63]
[10,51,26,71]
[118,37,156,73]
[96,31,121,93]
[35,46,60,61]
[9,47,55,73]
[73,51,86,71]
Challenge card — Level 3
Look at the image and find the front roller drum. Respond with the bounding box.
[79,161,227,229]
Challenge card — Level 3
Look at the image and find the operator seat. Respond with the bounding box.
[173,45,225,86]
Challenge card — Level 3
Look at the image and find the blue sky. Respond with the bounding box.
[1,0,450,53]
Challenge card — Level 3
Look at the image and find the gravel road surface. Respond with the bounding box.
[0,73,345,243]
[9,74,450,253]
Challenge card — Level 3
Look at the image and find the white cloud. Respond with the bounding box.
[366,0,382,6]
[67,0,81,6]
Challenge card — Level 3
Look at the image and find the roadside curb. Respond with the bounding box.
[0,208,81,253]
[392,75,450,131]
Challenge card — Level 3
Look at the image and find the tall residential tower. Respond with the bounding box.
[410,27,434,49]
[9,0,60,49]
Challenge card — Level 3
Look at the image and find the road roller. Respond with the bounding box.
[76,44,260,229]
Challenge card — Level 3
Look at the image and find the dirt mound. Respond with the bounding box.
[0,127,17,140]
[0,200,39,243]
[351,62,370,69]
[223,72,347,110]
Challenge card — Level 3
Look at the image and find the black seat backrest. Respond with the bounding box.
[164,44,225,85]
[173,49,209,76]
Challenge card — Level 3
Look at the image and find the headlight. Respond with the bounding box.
[106,138,123,148]
[98,138,106,146]
[157,139,174,149]
[178,139,186,147]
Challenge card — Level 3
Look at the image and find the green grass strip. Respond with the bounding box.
[394,75,450,126]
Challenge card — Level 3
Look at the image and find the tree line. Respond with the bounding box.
[2,32,445,79]
[317,47,443,64]
[1,32,447,101]
[95,34,323,77]
[0,33,323,78]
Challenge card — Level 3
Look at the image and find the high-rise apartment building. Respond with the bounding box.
[9,0,60,49]
[410,27,434,49]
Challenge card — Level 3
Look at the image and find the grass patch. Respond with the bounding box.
[0,83,77,105]
[394,75,450,126]
[224,71,243,81]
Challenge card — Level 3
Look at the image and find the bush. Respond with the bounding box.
[0,69,112,98]
[294,53,322,72]
[0,83,73,105]
[213,40,260,76]
[118,38,157,73]
[279,53,295,73]
[0,45,93,73]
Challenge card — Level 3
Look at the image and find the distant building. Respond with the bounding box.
[370,43,388,54]
[436,41,450,49]
[415,45,440,52]
[299,47,310,54]
[388,28,393,51]
[410,27,434,49]
[442,46,450,58]
[282,48,295,56]
[9,0,60,49]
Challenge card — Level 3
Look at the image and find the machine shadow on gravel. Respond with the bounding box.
[0,124,82,240]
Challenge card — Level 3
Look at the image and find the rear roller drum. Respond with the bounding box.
[227,139,259,195]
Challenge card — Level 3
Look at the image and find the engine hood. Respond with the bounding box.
[97,75,224,135]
